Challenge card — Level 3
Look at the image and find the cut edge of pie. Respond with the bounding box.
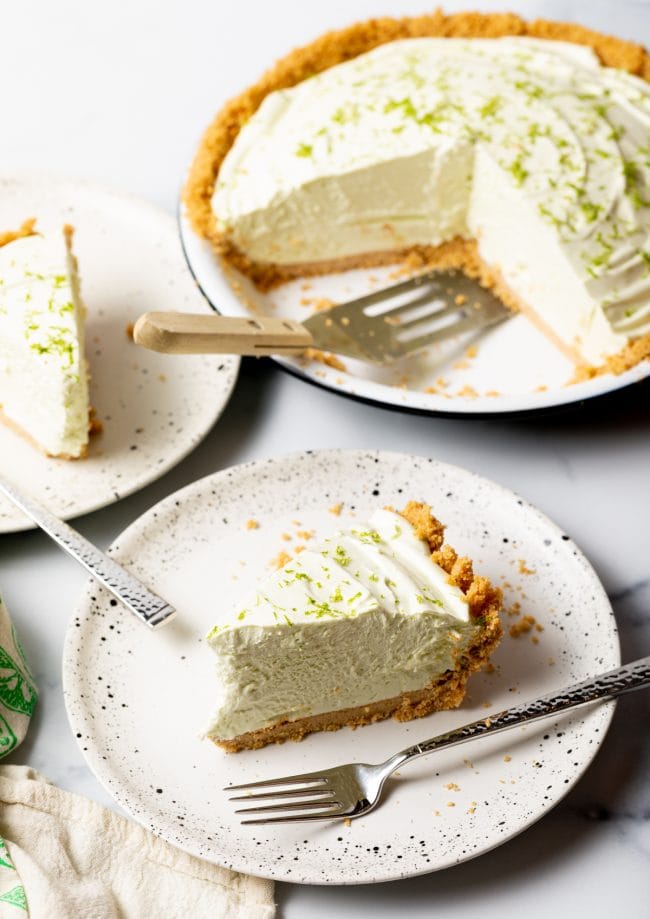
[183,10,650,379]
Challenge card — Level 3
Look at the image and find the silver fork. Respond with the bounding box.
[133,268,510,364]
[226,655,650,825]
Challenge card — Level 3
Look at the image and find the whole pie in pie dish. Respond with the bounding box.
[0,220,91,459]
[202,502,502,752]
[184,11,650,377]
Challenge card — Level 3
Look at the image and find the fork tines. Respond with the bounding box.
[225,773,343,825]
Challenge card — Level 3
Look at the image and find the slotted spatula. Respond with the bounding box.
[134,268,509,365]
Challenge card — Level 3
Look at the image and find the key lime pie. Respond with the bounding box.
[203,502,502,752]
[0,220,91,458]
[185,11,650,375]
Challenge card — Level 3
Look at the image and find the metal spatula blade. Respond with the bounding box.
[302,268,510,364]
[133,268,510,365]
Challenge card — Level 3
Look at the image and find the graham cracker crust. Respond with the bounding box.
[183,10,650,377]
[213,501,503,753]
[0,405,91,460]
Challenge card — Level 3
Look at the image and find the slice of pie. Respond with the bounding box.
[185,12,650,376]
[0,220,91,458]
[203,502,502,752]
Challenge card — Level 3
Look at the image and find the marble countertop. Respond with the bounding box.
[1,1,649,915]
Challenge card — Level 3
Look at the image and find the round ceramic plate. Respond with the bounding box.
[63,449,619,885]
[179,210,649,416]
[0,174,239,533]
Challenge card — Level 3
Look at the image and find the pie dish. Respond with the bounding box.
[0,220,91,458]
[185,11,650,378]
[204,502,502,752]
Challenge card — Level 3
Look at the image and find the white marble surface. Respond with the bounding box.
[1,0,649,915]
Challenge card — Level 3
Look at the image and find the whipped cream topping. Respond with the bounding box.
[204,510,477,741]
[213,37,650,363]
[0,231,89,457]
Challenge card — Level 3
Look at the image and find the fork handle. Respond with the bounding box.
[0,474,176,630]
[133,312,313,356]
[393,656,650,768]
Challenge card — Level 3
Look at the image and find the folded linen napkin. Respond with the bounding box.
[0,765,275,918]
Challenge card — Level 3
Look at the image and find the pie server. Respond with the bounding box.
[133,268,509,365]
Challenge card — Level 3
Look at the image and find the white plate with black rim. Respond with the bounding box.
[62,449,619,885]
[0,173,239,533]
[179,209,649,417]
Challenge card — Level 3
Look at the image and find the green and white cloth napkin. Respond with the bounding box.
[0,595,274,918]
[0,593,37,914]
[0,596,37,760]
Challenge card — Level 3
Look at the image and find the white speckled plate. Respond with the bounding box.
[63,449,619,884]
[0,174,239,533]
[180,208,650,416]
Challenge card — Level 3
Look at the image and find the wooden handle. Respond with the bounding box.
[133,312,314,355]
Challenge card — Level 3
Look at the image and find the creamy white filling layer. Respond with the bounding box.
[213,36,650,364]
[0,231,89,457]
[204,510,480,741]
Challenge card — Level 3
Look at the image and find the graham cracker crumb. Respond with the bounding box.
[271,550,291,569]
[88,409,103,437]
[456,384,479,399]
[300,296,333,313]
[329,502,343,516]
[303,348,346,372]
[518,559,536,575]
[503,755,512,763]
[444,782,461,791]
[343,817,352,827]
[509,614,537,637]
[246,519,260,530]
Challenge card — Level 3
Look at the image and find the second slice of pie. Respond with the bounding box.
[203,502,502,752]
